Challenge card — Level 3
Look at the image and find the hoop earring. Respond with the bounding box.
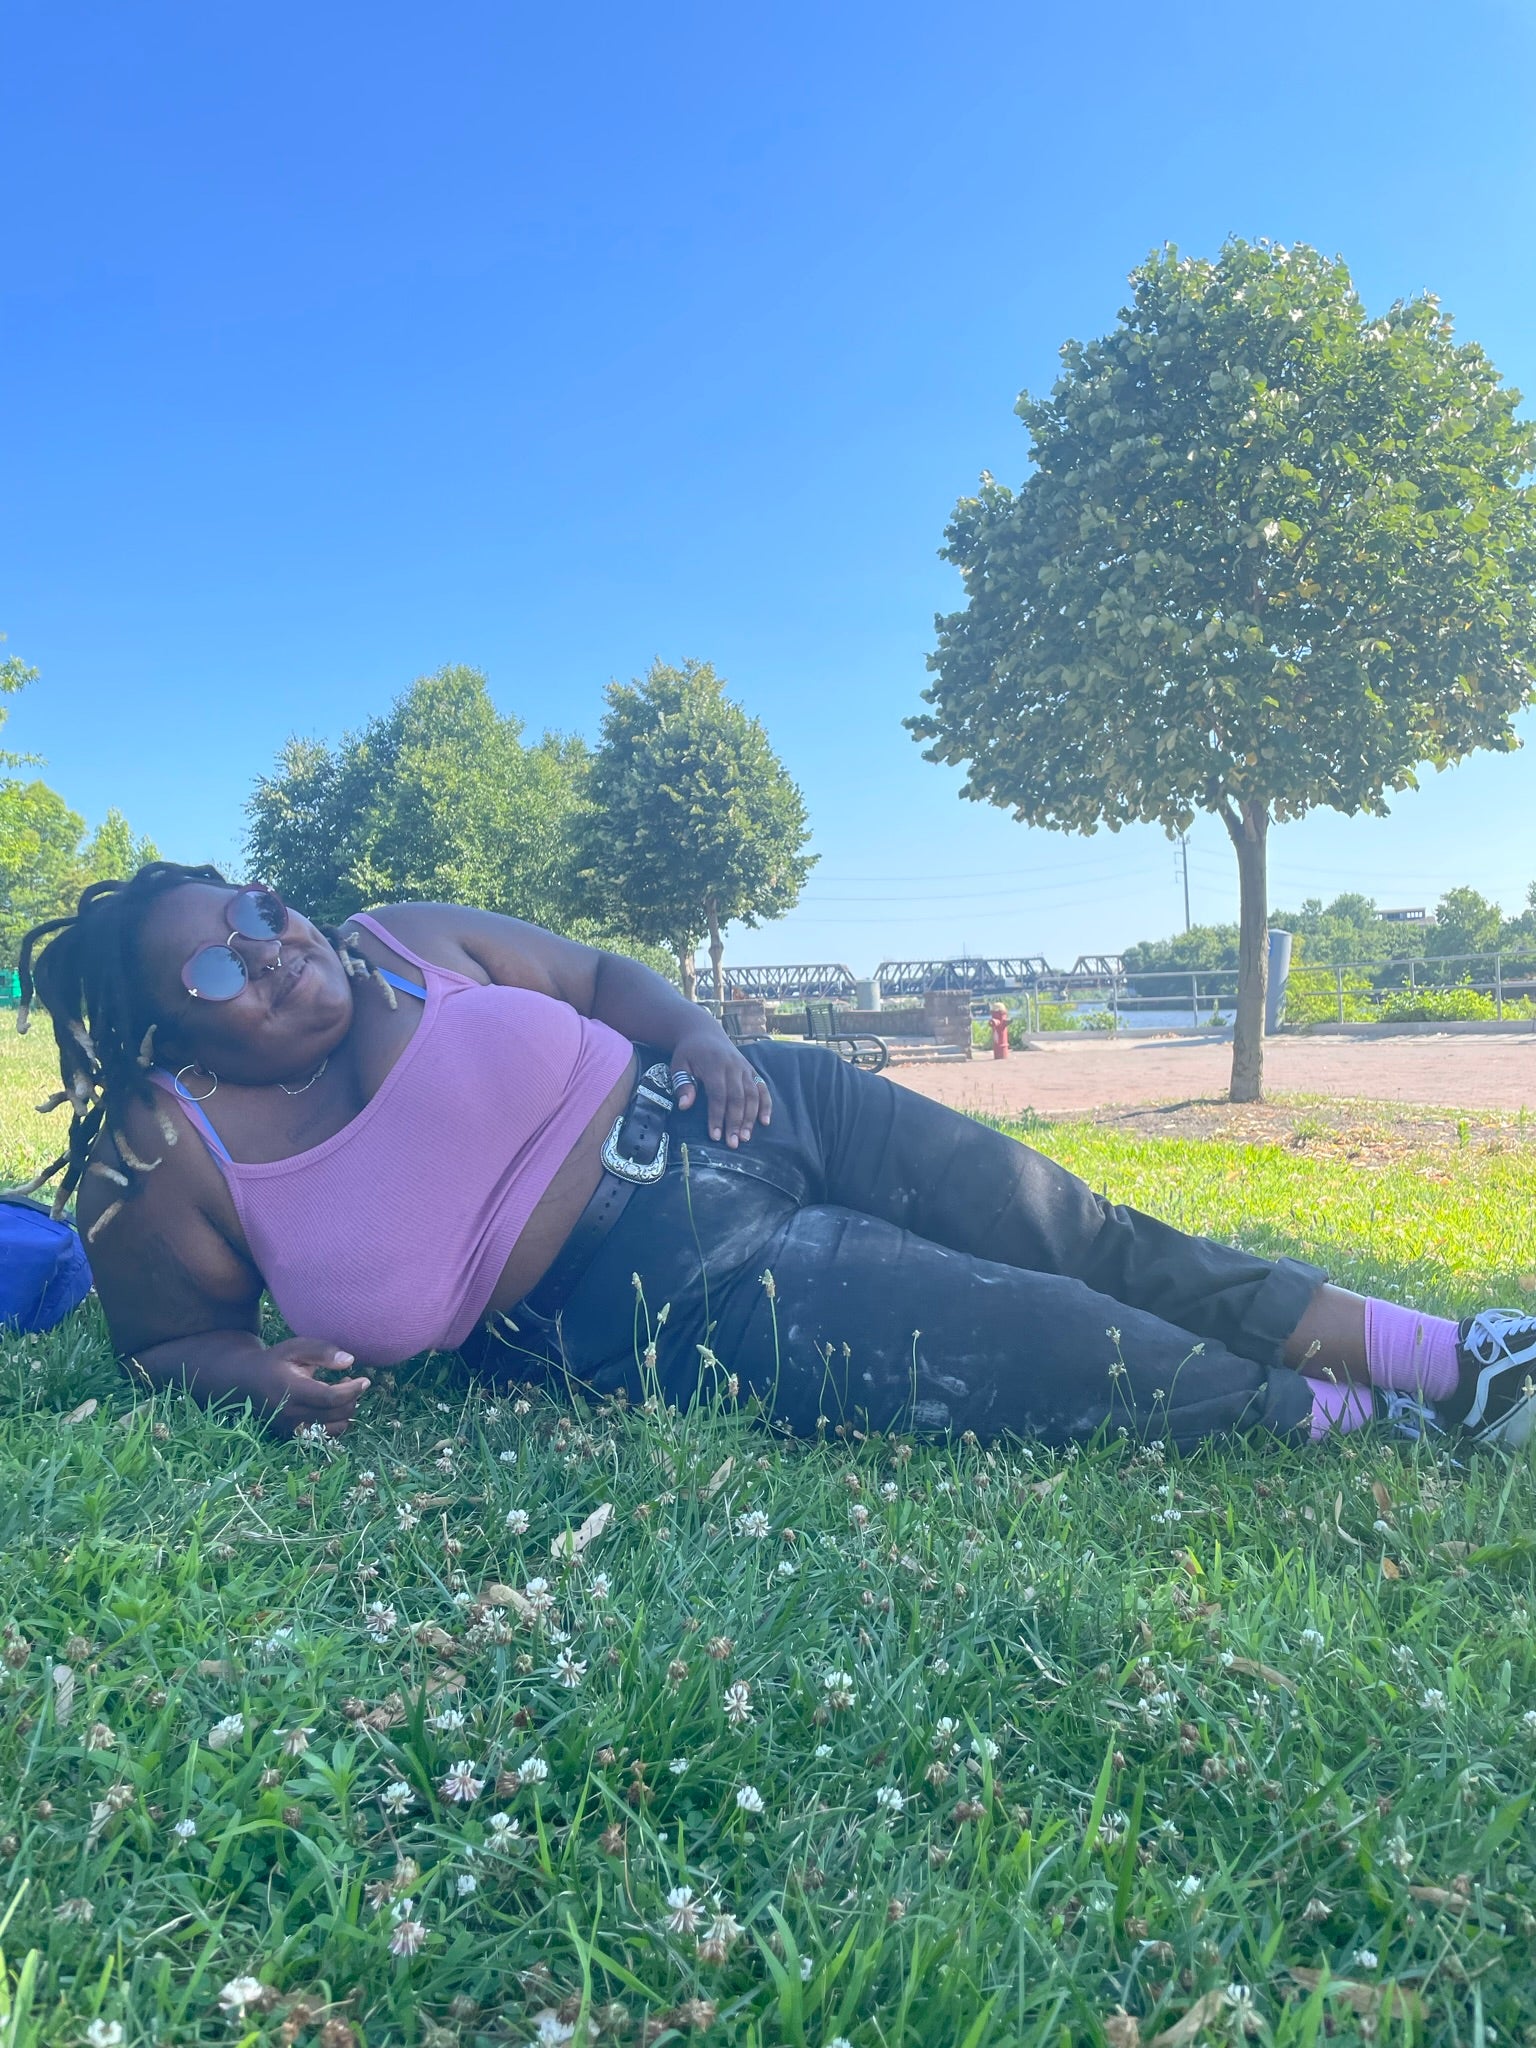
[174,1063,219,1103]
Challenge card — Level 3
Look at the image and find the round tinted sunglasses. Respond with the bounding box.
[181,886,292,1001]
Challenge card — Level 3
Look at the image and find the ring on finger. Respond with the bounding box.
[670,1068,695,1090]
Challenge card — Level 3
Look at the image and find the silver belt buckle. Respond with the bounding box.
[601,1116,669,1183]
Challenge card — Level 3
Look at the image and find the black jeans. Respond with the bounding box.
[474,1040,1321,1450]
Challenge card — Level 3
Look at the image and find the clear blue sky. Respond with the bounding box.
[5,0,1534,973]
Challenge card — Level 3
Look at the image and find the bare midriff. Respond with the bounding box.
[482,1049,638,1312]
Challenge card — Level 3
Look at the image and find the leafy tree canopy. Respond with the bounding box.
[911,238,1536,1097]
[246,665,615,943]
[1426,884,1505,958]
[580,660,815,996]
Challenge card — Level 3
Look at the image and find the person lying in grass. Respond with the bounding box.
[15,861,1536,1451]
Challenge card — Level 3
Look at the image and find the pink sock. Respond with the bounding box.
[1363,1299,1460,1404]
[1307,1377,1374,1441]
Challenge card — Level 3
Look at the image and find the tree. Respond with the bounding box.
[247,665,601,936]
[909,239,1536,1100]
[1427,885,1503,958]
[581,660,816,998]
[0,651,158,968]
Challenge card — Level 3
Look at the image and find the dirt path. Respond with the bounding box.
[891,1030,1536,1135]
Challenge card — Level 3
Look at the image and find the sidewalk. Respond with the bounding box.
[888,1030,1536,1117]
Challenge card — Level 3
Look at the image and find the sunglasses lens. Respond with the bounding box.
[183,945,248,1001]
[230,887,287,939]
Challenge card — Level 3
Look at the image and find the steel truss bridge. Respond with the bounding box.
[698,964,858,1001]
[698,957,1126,1002]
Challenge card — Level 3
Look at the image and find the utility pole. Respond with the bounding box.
[1175,830,1191,933]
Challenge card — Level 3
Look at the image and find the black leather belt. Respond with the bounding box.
[502,1058,676,1329]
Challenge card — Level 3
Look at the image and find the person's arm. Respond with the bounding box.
[79,1106,372,1437]
[368,903,773,1148]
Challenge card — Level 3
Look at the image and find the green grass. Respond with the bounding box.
[1,1037,1535,2046]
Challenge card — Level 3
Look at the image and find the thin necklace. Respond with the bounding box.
[279,1057,329,1097]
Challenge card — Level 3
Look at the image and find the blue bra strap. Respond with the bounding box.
[167,1077,234,1164]
[377,968,427,999]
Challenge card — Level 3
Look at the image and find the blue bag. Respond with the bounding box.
[0,1195,94,1333]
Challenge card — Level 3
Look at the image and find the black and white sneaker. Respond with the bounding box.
[1445,1311,1536,1449]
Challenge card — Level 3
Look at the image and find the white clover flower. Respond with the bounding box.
[498,1449,517,1464]
[364,1602,398,1642]
[380,1779,415,1814]
[931,1656,951,1676]
[1178,1875,1203,1896]
[880,1481,899,1502]
[1391,1643,1417,1668]
[428,1708,466,1732]
[389,1916,428,1957]
[85,2024,124,2048]
[281,1726,313,1757]
[664,1884,704,1934]
[171,1816,197,1840]
[518,1754,550,1784]
[1299,1628,1325,1652]
[553,1649,587,1689]
[1352,1947,1379,1970]
[668,1756,690,1776]
[698,1911,744,1961]
[736,1783,765,1814]
[972,1735,999,1762]
[736,1510,771,1540]
[874,1785,905,1815]
[505,1508,531,1534]
[776,1559,798,1578]
[534,2017,575,2047]
[217,1977,266,2016]
[828,2037,854,2048]
[589,1572,612,1602]
[1520,1709,1536,1736]
[800,1954,813,1981]
[813,1743,833,1759]
[439,1760,484,1803]
[207,1713,245,1751]
[456,1872,478,1896]
[822,1670,856,1710]
[723,1679,754,1726]
[1420,1689,1448,1714]
[395,1506,420,1531]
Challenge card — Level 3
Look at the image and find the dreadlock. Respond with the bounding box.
[11,862,233,1239]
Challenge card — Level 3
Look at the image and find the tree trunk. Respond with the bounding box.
[1222,799,1270,1103]
[676,946,697,1002]
[706,895,725,1014]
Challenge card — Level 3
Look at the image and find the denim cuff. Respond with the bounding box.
[1239,1254,1328,1370]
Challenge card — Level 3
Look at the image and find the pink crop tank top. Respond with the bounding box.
[149,913,635,1365]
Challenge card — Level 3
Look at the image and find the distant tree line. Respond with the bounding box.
[1122,884,1536,984]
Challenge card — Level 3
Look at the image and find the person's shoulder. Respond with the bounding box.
[342,904,490,985]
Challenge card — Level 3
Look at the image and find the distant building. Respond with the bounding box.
[1379,908,1433,925]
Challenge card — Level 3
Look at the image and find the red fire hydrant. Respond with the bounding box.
[989,1003,1010,1059]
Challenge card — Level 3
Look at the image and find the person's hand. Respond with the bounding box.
[666,1022,772,1148]
[255,1338,373,1438]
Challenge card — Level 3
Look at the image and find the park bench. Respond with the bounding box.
[802,1001,890,1072]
